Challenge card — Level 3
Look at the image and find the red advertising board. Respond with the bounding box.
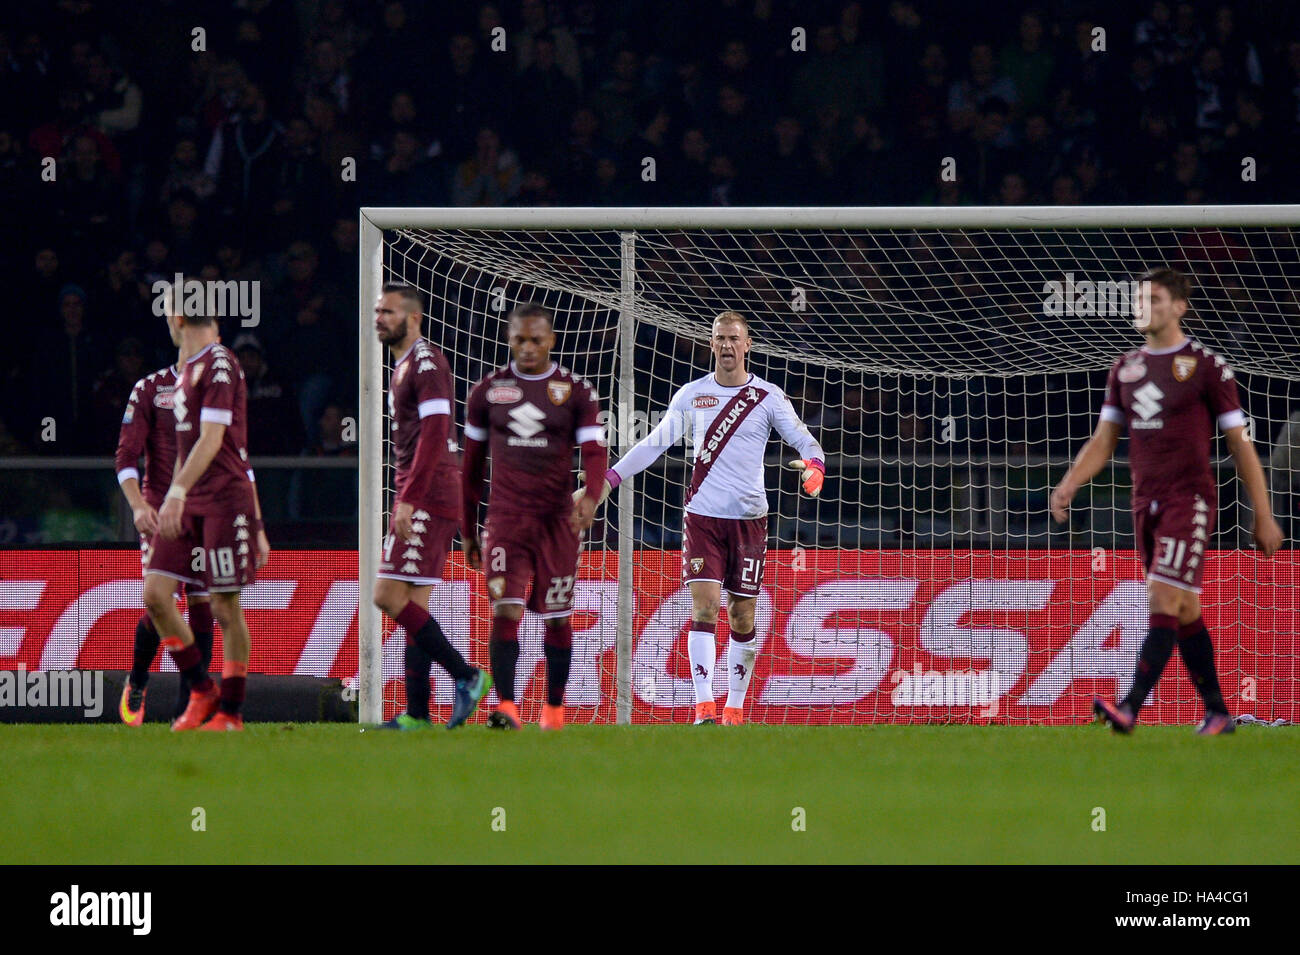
[2,549,1296,724]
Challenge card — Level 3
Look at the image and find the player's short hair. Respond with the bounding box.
[712,310,750,334]
[381,282,424,314]
[507,302,554,329]
[1138,267,1191,303]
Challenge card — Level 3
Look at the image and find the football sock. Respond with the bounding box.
[182,601,215,715]
[130,615,159,690]
[189,601,215,669]
[543,621,574,707]
[1121,613,1177,712]
[219,661,247,716]
[397,601,475,682]
[687,623,716,705]
[1177,618,1227,714]
[489,616,521,702]
[165,639,213,695]
[403,637,433,720]
[725,628,757,710]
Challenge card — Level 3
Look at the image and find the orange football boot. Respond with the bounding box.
[694,700,717,725]
[539,703,565,731]
[487,699,521,730]
[171,684,219,731]
[198,711,244,731]
[721,706,744,726]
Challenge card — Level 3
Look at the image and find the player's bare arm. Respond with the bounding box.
[1051,419,1121,523]
[1223,425,1284,557]
[119,476,159,536]
[251,477,270,568]
[159,420,226,538]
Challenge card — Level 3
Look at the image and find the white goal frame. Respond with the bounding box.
[357,204,1300,725]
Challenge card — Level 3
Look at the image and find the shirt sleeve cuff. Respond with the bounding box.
[576,425,604,445]
[1218,409,1246,431]
[1099,405,1124,425]
[116,467,140,486]
[464,423,487,441]
[200,407,233,425]
[418,398,451,418]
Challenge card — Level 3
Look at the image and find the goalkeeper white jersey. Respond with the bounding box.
[611,372,824,520]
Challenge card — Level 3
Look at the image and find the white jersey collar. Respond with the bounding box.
[510,360,557,381]
[711,372,755,389]
[186,342,215,364]
[1141,338,1190,356]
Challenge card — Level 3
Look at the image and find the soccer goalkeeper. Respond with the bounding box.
[578,311,825,725]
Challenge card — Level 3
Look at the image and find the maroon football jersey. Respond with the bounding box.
[389,337,460,519]
[115,365,180,509]
[465,361,603,515]
[1101,339,1245,507]
[174,342,255,514]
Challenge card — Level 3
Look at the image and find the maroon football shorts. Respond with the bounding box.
[481,509,581,619]
[1134,491,1215,593]
[146,509,258,593]
[378,512,458,584]
[681,512,768,598]
[139,531,209,597]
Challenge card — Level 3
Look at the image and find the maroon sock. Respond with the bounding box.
[395,600,430,634]
[168,642,213,693]
[219,676,246,715]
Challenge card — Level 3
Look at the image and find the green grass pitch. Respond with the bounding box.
[2,723,1296,864]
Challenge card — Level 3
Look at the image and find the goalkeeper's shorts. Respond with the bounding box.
[682,511,767,598]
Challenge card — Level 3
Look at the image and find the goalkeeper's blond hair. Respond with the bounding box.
[713,310,750,333]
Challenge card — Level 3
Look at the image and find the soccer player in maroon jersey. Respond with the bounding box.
[115,313,214,724]
[146,303,270,730]
[372,283,491,729]
[461,303,607,730]
[1051,268,1284,735]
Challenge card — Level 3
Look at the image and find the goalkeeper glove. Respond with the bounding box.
[786,458,825,497]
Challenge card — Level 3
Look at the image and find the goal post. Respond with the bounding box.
[358,205,1300,727]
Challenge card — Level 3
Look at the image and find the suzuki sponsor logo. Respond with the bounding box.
[506,402,547,445]
[1131,381,1164,428]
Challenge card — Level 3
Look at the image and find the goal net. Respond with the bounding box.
[359,207,1300,727]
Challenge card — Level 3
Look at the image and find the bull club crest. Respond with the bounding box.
[394,361,409,385]
[1173,355,1197,381]
[190,362,205,385]
[547,380,571,405]
[487,576,505,600]
[689,557,704,575]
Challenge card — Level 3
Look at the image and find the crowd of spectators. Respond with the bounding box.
[3,0,1300,464]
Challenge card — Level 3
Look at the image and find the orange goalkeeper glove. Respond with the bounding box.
[786,458,825,497]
